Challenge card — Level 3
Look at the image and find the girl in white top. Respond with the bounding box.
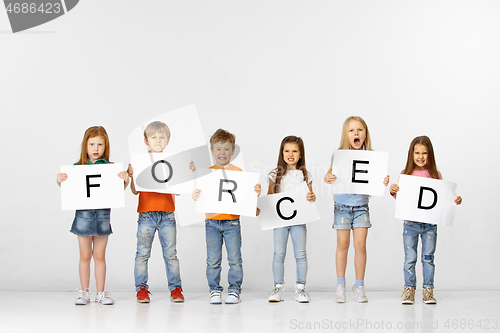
[267,136,316,303]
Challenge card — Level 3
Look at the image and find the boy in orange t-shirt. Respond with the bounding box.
[192,129,261,304]
[128,121,194,303]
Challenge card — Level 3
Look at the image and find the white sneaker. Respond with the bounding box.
[210,291,222,304]
[352,285,368,303]
[75,289,90,305]
[268,284,284,302]
[95,291,114,305]
[225,292,241,304]
[336,284,346,303]
[295,284,310,303]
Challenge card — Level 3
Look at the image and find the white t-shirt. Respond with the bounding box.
[268,169,312,193]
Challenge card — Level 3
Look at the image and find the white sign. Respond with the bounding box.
[331,150,389,196]
[195,170,260,217]
[130,145,211,194]
[60,164,125,210]
[257,182,320,231]
[395,174,457,226]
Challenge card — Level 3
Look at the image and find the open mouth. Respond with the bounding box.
[354,138,360,145]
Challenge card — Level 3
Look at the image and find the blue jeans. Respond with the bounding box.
[273,224,307,285]
[134,211,181,291]
[333,203,371,229]
[403,221,437,288]
[205,218,242,294]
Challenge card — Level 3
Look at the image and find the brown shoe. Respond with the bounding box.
[423,287,436,304]
[401,287,415,304]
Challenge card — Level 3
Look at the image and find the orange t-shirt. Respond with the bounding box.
[137,191,175,213]
[205,164,242,221]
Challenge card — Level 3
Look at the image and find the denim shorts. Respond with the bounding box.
[333,203,371,230]
[70,209,112,237]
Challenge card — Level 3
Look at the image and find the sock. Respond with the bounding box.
[337,278,345,286]
[355,279,364,289]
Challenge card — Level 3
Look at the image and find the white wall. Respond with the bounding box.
[1,0,499,292]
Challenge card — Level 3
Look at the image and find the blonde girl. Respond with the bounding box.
[267,136,316,303]
[324,116,389,303]
[390,136,461,304]
[57,126,129,305]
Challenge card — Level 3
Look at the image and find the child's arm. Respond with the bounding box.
[56,173,68,187]
[324,162,337,184]
[454,196,462,205]
[306,181,316,202]
[118,171,130,189]
[127,164,139,195]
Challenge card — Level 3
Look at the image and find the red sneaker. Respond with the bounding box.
[137,285,151,303]
[170,287,184,303]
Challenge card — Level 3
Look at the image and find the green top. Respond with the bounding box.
[74,158,110,165]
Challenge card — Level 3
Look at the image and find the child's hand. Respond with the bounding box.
[306,191,316,202]
[189,161,196,172]
[454,196,462,205]
[389,184,399,195]
[254,184,262,197]
[192,189,201,201]
[324,173,337,184]
[256,207,260,216]
[127,164,134,178]
[383,175,390,186]
[118,171,129,181]
[57,173,68,187]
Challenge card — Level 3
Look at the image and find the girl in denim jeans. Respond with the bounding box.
[267,136,316,303]
[57,126,129,305]
[390,136,462,304]
[324,116,389,303]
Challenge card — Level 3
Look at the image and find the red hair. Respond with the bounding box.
[76,126,110,165]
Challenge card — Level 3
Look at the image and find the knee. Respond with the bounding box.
[93,252,106,263]
[273,250,286,263]
[294,249,307,262]
[354,242,366,254]
[422,254,435,264]
[337,241,349,252]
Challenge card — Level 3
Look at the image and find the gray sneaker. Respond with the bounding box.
[225,292,241,304]
[75,289,90,305]
[268,284,284,302]
[352,285,368,303]
[95,291,114,305]
[210,291,222,304]
[295,284,310,303]
[336,284,346,303]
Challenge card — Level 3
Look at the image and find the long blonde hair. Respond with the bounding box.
[338,116,372,150]
[76,126,110,165]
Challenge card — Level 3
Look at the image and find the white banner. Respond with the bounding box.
[195,170,259,217]
[60,164,125,210]
[395,174,457,226]
[257,182,320,231]
[331,150,389,196]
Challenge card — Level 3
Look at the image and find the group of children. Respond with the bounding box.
[56,116,462,306]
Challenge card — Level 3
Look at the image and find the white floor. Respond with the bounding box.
[0,291,498,333]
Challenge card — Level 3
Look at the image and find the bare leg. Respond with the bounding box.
[92,236,109,293]
[77,236,93,291]
[335,230,351,278]
[353,228,368,280]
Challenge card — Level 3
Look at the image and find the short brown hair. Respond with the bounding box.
[209,128,236,149]
[144,121,170,140]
